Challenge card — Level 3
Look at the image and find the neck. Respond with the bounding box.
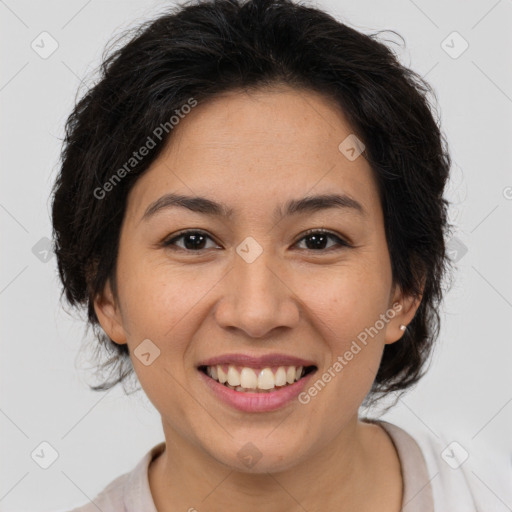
[148,416,401,512]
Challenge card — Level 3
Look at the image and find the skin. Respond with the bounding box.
[94,85,422,511]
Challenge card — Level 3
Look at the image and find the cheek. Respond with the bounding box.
[116,254,218,352]
[296,262,392,403]
[298,275,390,425]
[301,262,392,340]
[114,257,206,414]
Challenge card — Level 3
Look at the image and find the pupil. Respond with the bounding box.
[185,233,205,250]
[307,234,327,250]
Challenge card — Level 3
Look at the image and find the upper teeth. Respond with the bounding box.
[205,365,304,391]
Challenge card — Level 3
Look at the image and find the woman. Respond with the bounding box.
[52,0,508,510]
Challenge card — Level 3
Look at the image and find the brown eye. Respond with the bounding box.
[295,230,350,251]
[163,230,219,251]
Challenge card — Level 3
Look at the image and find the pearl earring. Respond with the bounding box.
[400,324,406,331]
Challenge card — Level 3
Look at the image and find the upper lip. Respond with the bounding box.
[198,353,317,368]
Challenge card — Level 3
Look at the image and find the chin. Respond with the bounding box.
[204,432,310,474]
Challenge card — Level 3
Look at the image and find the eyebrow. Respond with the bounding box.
[141,192,366,222]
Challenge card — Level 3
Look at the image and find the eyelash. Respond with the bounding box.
[162,228,351,253]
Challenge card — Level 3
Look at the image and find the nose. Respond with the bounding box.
[213,247,301,339]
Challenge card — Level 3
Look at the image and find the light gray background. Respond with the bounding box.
[1,0,511,511]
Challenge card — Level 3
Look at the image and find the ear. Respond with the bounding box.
[93,280,128,345]
[384,283,423,345]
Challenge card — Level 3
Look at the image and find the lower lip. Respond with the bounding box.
[198,369,315,412]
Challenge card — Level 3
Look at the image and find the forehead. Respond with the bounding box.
[126,86,381,222]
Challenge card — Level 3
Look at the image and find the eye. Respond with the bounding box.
[162,230,220,251]
[294,229,350,251]
[162,228,351,253]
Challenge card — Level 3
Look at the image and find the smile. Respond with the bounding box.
[199,364,317,393]
[197,354,318,412]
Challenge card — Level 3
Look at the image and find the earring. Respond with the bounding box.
[400,324,407,331]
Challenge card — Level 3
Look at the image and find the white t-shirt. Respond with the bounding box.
[62,419,511,512]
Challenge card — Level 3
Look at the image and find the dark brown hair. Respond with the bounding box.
[51,0,452,406]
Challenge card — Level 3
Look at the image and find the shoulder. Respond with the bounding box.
[379,420,512,512]
[65,473,127,512]
[60,442,165,512]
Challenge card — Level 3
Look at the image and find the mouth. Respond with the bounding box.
[198,364,317,393]
[196,354,318,412]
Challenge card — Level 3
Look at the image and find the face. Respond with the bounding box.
[95,86,418,473]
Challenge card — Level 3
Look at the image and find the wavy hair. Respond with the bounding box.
[51,0,453,405]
